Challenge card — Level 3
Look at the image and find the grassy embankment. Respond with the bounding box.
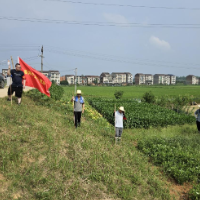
[0,92,177,200]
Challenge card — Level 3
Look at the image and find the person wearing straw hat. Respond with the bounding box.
[71,90,85,128]
[194,105,200,133]
[113,106,126,144]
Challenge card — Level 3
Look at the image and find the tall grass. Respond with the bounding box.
[0,95,173,200]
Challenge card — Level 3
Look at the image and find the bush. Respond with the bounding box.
[49,83,64,101]
[60,81,69,85]
[189,184,200,200]
[138,136,200,184]
[142,91,155,104]
[114,91,124,99]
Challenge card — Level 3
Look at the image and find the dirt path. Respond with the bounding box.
[0,86,33,98]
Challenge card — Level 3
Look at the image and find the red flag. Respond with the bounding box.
[19,57,52,97]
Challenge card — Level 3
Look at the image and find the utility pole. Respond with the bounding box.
[40,45,44,73]
[75,68,77,94]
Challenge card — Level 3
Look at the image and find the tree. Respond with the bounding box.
[142,91,155,104]
[114,91,124,99]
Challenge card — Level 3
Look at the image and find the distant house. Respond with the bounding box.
[41,70,60,84]
[100,72,133,85]
[60,76,66,82]
[168,74,176,85]
[125,72,133,84]
[154,74,165,84]
[145,74,153,85]
[85,75,100,84]
[111,72,127,84]
[135,73,146,85]
[186,75,199,85]
[100,72,112,84]
[65,75,74,85]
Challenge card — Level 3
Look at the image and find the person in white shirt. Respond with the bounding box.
[194,105,200,133]
[113,106,126,144]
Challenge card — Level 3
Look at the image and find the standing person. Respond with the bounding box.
[7,62,26,105]
[114,106,126,144]
[71,90,85,128]
[194,105,200,133]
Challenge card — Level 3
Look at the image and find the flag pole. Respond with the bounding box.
[114,103,116,129]
[11,56,14,69]
[10,56,15,105]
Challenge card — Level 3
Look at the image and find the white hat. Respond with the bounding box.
[119,106,125,112]
[77,90,81,94]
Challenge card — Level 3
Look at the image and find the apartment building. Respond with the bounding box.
[65,75,74,85]
[145,74,154,85]
[186,75,199,85]
[111,73,127,84]
[100,72,112,84]
[168,74,176,85]
[100,72,133,84]
[135,73,146,85]
[41,70,60,84]
[126,72,133,84]
[85,75,100,84]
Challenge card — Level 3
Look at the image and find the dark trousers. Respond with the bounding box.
[196,121,200,131]
[74,112,82,128]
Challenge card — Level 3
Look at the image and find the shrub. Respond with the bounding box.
[142,91,155,104]
[49,83,64,101]
[114,91,124,99]
[189,184,200,200]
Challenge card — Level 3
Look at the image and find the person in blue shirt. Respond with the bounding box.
[71,90,85,128]
[7,62,26,105]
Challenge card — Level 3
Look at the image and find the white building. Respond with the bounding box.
[41,70,60,84]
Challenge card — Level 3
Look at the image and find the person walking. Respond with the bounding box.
[114,106,126,144]
[71,90,85,128]
[7,61,26,105]
[194,105,200,133]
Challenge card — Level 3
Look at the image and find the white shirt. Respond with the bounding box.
[115,111,123,128]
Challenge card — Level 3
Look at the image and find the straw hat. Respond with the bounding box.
[119,106,125,112]
[77,90,81,94]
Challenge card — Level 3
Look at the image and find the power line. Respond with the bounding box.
[0,16,200,29]
[45,48,200,70]
[43,0,200,10]
[44,45,200,67]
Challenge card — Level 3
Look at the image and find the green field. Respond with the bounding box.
[63,85,200,99]
[0,85,200,199]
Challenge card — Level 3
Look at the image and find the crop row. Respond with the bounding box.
[88,98,195,128]
[137,136,200,199]
[137,136,200,184]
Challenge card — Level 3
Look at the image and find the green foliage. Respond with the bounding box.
[25,89,71,114]
[114,90,124,99]
[60,80,69,85]
[137,136,200,184]
[49,82,64,100]
[189,184,200,200]
[88,98,195,129]
[0,96,171,200]
[142,91,155,104]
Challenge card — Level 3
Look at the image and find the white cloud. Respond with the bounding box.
[149,36,171,50]
[103,13,129,24]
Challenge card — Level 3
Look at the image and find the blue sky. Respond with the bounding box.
[0,0,200,76]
